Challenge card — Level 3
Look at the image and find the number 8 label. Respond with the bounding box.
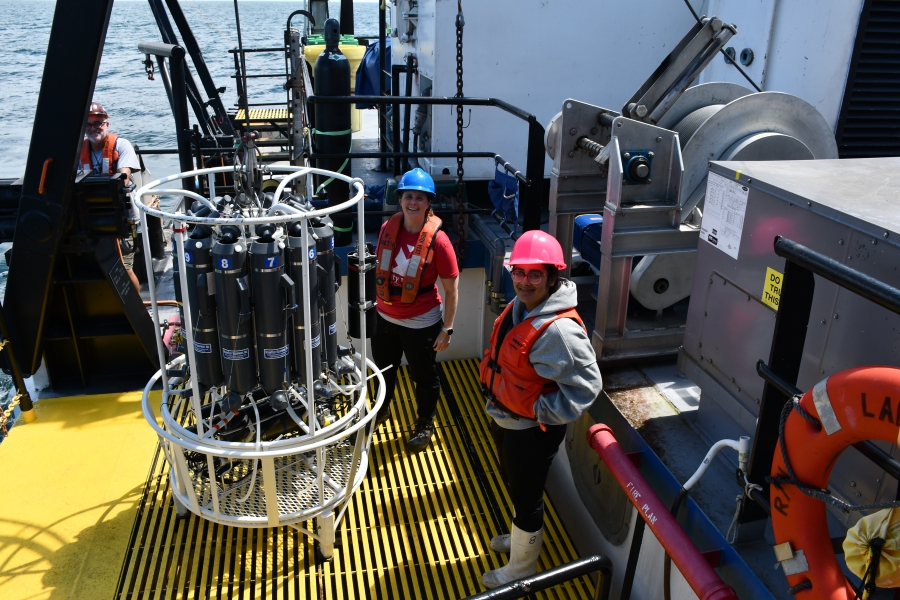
[219,258,232,269]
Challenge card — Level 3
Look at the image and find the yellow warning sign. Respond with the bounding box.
[762,267,783,310]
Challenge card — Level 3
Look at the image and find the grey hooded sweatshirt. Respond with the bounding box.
[485,279,603,430]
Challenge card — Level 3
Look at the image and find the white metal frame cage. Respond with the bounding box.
[135,165,383,557]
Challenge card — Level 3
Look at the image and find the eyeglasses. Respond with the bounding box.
[510,269,547,284]
[85,121,108,130]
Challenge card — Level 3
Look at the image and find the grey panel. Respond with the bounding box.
[829,446,887,528]
[698,274,776,412]
[568,409,632,545]
[814,230,900,378]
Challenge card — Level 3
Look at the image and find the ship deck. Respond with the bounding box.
[0,359,596,600]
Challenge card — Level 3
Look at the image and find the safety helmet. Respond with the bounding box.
[88,101,108,119]
[396,168,435,198]
[506,230,567,269]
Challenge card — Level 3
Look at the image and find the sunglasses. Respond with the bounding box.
[86,121,108,130]
[510,269,547,284]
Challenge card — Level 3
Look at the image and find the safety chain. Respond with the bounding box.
[0,393,25,438]
[454,0,467,265]
[767,396,900,513]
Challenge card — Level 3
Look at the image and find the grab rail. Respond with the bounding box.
[587,424,738,600]
[461,554,613,600]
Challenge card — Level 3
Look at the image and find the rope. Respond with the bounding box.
[789,581,812,594]
[766,398,900,513]
[311,129,352,136]
[853,536,885,600]
[726,473,764,544]
[312,129,352,195]
[314,157,350,194]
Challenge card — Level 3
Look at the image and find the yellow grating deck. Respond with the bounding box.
[113,359,595,599]
[234,108,291,122]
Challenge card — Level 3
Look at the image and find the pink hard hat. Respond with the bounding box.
[506,230,567,269]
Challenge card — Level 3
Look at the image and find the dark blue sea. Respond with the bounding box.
[0,0,382,432]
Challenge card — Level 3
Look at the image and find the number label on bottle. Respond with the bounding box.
[265,256,279,268]
[184,251,193,263]
[219,258,232,269]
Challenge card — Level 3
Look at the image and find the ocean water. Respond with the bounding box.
[0,0,382,434]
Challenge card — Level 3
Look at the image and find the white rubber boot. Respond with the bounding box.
[490,510,515,553]
[481,525,543,588]
[490,533,510,553]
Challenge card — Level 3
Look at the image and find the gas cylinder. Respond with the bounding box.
[312,216,338,370]
[286,220,322,380]
[184,223,224,391]
[250,224,295,395]
[312,18,352,233]
[212,225,257,395]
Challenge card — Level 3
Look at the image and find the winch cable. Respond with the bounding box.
[454,0,467,265]
[679,0,762,92]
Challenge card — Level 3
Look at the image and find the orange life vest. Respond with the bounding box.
[375,212,442,304]
[479,302,584,421]
[80,133,119,174]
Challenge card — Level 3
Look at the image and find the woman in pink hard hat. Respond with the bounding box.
[478,230,602,588]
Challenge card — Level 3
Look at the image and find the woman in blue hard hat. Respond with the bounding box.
[371,168,459,452]
[478,230,602,588]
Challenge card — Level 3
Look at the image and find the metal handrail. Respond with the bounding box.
[774,236,900,316]
[461,555,613,600]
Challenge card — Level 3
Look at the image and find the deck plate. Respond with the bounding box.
[0,360,596,599]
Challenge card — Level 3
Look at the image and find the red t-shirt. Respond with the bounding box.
[375,220,459,321]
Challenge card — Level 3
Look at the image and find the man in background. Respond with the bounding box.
[80,101,142,291]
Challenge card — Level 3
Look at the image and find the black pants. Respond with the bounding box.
[371,312,443,424]
[490,420,567,533]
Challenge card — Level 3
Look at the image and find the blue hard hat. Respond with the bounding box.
[396,168,435,197]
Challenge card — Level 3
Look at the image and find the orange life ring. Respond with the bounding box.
[770,366,900,598]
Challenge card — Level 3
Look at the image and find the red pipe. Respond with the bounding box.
[587,424,738,600]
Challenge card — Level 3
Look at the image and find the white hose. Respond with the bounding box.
[682,435,751,491]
